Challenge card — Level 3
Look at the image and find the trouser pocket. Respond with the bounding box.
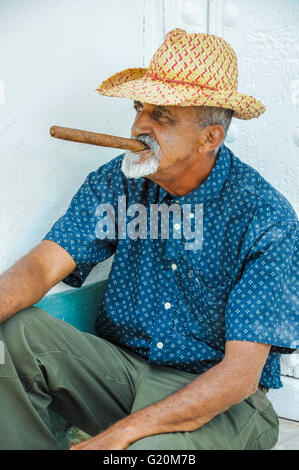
[246,390,280,450]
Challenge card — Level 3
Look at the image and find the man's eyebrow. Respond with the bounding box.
[133,101,173,116]
[156,105,173,116]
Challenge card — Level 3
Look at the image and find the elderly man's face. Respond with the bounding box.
[121,101,206,180]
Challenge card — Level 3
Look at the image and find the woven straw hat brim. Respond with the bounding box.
[97,68,265,120]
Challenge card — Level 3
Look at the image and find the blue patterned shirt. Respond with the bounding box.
[44,144,298,389]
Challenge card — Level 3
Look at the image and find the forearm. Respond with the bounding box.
[0,256,49,323]
[120,357,260,444]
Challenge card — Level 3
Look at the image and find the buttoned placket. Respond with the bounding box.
[148,197,182,361]
[148,146,231,364]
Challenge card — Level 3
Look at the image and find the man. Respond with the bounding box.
[0,29,298,450]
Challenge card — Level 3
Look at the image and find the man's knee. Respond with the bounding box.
[1,306,53,352]
[127,434,165,450]
[126,432,194,451]
[4,306,47,325]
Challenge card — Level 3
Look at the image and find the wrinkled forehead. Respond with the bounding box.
[133,100,199,122]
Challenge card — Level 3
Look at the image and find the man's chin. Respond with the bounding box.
[134,149,156,164]
[121,151,160,179]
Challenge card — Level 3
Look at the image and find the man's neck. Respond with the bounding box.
[147,149,219,197]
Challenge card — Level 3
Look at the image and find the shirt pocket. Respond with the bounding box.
[173,271,228,342]
[192,270,230,312]
[187,272,228,339]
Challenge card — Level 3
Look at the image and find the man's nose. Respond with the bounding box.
[131,110,154,138]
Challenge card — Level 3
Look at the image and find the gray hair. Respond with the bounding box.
[196,106,234,138]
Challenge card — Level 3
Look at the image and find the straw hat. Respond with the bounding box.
[97,28,265,120]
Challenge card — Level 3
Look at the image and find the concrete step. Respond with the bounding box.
[272,418,299,450]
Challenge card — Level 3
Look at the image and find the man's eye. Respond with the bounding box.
[153,111,169,122]
[134,103,142,112]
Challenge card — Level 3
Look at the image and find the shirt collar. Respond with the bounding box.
[157,143,231,205]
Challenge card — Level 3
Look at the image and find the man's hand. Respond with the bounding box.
[69,421,134,451]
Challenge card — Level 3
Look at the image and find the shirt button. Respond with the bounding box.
[174,223,180,230]
[164,302,171,309]
[171,263,177,271]
[188,213,194,219]
[157,342,164,349]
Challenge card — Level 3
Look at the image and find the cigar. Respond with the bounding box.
[50,126,148,152]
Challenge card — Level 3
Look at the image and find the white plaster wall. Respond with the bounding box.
[209,0,299,212]
[268,376,299,421]
[0,0,152,291]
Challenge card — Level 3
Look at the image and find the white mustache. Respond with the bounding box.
[121,135,161,179]
[136,135,160,157]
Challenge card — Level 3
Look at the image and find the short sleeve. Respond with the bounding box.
[225,220,299,354]
[43,167,119,287]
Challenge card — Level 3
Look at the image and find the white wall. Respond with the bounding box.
[0,0,298,296]
[0,0,159,291]
[209,0,299,211]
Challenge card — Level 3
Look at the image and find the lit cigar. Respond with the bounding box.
[50,126,148,152]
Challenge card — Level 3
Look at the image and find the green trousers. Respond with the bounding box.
[0,307,279,450]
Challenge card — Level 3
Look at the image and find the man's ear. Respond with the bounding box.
[198,125,225,154]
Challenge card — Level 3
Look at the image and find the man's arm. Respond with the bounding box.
[70,340,271,450]
[0,240,76,324]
